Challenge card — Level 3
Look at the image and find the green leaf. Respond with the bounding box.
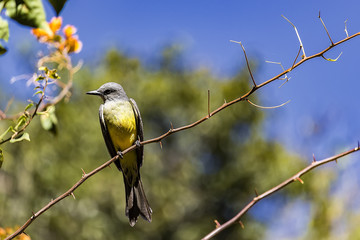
[0,126,14,141]
[5,0,48,29]
[40,105,58,133]
[10,132,30,143]
[0,16,9,55]
[14,115,27,130]
[25,102,34,111]
[0,16,9,42]
[33,90,43,96]
[0,148,3,168]
[47,0,67,16]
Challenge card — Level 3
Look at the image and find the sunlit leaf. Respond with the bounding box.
[25,102,34,111]
[10,132,30,143]
[0,126,13,141]
[5,0,48,29]
[33,90,43,96]
[0,16,9,42]
[40,105,58,133]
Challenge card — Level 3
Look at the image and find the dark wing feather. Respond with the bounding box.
[99,104,122,171]
[129,98,144,168]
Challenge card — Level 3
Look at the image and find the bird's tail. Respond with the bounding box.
[124,176,152,226]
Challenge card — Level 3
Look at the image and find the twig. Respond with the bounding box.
[5,31,360,240]
[208,90,211,118]
[344,19,349,37]
[0,79,48,145]
[202,145,360,240]
[292,46,302,69]
[318,11,334,45]
[230,40,257,87]
[282,15,306,58]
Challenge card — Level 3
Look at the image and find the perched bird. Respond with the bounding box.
[87,82,152,226]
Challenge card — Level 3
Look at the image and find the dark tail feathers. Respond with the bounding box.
[124,177,152,226]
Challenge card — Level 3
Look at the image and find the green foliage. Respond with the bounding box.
[0,48,309,239]
[0,16,9,54]
[2,0,47,28]
[39,105,58,133]
[0,0,67,55]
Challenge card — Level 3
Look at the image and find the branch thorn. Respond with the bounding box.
[230,40,257,87]
[159,141,163,149]
[214,220,221,228]
[170,121,174,130]
[207,89,211,118]
[254,188,259,197]
[81,168,86,176]
[344,19,349,37]
[318,11,334,45]
[239,220,245,229]
[71,192,76,200]
[296,177,304,184]
[312,153,316,163]
[282,15,306,58]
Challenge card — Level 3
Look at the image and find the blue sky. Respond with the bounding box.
[1,1,360,238]
[2,0,360,157]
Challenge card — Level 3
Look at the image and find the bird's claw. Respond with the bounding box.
[117,151,124,159]
[135,140,141,148]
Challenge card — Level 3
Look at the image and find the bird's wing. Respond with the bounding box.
[99,104,122,171]
[129,98,144,167]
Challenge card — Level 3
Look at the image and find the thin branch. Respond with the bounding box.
[207,90,211,118]
[202,145,360,240]
[318,11,334,45]
[230,40,257,87]
[5,31,360,240]
[344,19,349,37]
[282,15,306,58]
[265,61,290,87]
[292,46,302,69]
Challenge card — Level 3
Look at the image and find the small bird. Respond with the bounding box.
[87,82,152,226]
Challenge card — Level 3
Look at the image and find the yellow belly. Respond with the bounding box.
[103,100,138,185]
[103,100,137,150]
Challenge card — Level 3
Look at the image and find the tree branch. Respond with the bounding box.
[5,31,360,240]
[202,144,360,239]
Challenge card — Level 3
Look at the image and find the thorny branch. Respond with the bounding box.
[202,145,360,239]
[5,28,360,240]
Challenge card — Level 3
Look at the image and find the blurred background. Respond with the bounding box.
[1,0,360,239]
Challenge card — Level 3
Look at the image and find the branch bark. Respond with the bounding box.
[202,145,360,239]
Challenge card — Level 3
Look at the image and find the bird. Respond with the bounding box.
[87,82,152,226]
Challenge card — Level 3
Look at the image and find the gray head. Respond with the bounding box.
[87,82,128,102]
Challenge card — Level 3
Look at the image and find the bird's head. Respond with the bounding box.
[86,82,128,101]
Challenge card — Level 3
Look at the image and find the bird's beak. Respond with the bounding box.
[86,90,101,96]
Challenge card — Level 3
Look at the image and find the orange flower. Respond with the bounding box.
[63,36,83,53]
[31,27,52,42]
[32,17,81,54]
[63,25,77,39]
[49,17,62,34]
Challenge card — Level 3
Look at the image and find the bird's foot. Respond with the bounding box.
[135,140,141,148]
[117,151,124,159]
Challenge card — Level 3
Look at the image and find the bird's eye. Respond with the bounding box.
[104,89,112,95]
